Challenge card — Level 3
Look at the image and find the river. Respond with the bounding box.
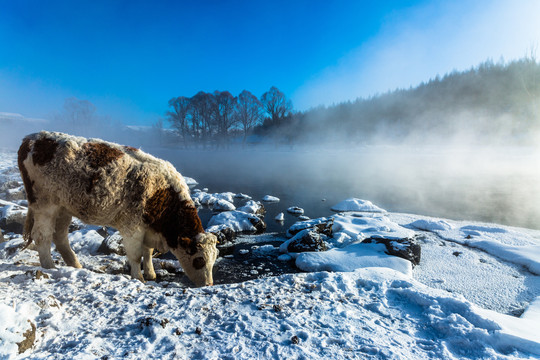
[150,145,540,231]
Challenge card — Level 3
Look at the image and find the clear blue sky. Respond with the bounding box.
[1,0,539,125]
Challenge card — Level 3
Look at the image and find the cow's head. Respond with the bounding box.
[172,232,218,287]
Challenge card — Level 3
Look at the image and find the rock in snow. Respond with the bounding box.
[361,237,421,266]
[184,177,198,187]
[279,229,328,253]
[234,193,252,200]
[206,210,266,234]
[287,206,304,215]
[262,195,280,203]
[237,200,265,217]
[0,200,26,234]
[97,232,125,256]
[275,212,285,221]
[212,199,236,211]
[282,213,420,275]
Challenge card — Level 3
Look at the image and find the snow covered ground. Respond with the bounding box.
[1,150,540,359]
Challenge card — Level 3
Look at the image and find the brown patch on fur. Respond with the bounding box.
[17,138,36,204]
[143,187,204,250]
[123,145,138,152]
[192,257,206,270]
[82,142,124,169]
[32,138,58,166]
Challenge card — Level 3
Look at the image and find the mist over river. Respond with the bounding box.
[150,145,540,231]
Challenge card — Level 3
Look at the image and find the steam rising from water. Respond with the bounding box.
[152,145,540,230]
[2,113,539,230]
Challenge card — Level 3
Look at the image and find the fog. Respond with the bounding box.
[149,145,540,231]
[2,108,539,231]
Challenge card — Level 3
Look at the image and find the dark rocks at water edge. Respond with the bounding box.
[210,226,236,245]
[361,237,421,266]
[282,213,422,267]
[286,217,334,238]
[282,229,328,253]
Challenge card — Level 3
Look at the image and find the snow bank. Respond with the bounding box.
[0,260,537,359]
[331,198,386,213]
[410,218,454,231]
[394,214,540,276]
[331,213,415,245]
[296,243,413,276]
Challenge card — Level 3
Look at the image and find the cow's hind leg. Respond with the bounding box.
[142,246,156,281]
[32,209,57,269]
[53,209,82,268]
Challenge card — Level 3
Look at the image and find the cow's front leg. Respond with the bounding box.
[32,211,57,269]
[143,246,156,281]
[122,232,145,282]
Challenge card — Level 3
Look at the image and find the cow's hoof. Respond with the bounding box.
[144,272,157,281]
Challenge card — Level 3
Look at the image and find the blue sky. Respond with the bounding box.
[1,0,539,126]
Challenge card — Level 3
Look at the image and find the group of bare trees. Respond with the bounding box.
[166,86,292,146]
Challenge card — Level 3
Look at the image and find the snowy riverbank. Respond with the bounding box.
[1,150,539,359]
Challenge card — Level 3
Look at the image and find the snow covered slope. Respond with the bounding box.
[1,151,539,359]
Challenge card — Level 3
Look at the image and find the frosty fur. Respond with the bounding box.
[17,131,218,286]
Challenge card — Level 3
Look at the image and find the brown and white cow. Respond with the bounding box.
[17,131,218,286]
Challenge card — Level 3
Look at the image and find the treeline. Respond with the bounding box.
[166,86,292,146]
[166,56,540,146]
[288,56,540,145]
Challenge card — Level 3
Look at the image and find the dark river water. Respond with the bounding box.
[149,145,540,231]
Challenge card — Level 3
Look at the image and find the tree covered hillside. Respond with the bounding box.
[284,57,540,145]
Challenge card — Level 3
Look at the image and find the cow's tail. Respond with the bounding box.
[21,207,34,250]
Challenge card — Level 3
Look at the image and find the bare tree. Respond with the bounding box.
[59,97,96,135]
[166,96,191,145]
[237,90,262,144]
[152,118,164,145]
[190,91,215,145]
[260,86,293,126]
[212,91,237,145]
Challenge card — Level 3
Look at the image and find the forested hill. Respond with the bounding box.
[281,57,540,145]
